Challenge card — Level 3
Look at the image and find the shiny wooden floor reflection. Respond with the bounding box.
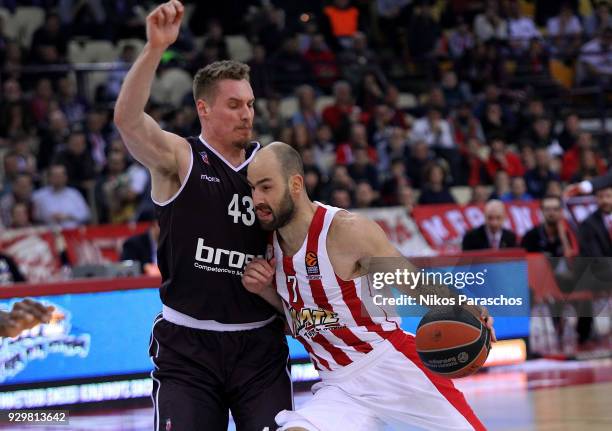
[4,359,612,430]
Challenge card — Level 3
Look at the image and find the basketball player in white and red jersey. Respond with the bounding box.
[243,142,494,431]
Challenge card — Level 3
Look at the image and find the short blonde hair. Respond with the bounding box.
[192,60,250,102]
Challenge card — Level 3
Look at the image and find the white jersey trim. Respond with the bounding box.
[151,145,194,207]
[198,135,260,172]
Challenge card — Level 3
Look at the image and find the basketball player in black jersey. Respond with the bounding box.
[114,2,292,430]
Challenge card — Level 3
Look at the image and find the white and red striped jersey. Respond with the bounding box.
[270,203,401,372]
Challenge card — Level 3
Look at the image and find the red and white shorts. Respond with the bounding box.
[276,331,486,431]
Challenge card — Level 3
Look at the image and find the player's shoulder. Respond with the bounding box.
[328,210,378,242]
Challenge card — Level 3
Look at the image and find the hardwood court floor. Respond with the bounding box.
[4,359,612,430]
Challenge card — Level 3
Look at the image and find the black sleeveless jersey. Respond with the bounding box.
[154,136,275,323]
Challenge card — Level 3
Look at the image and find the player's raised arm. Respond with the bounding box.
[113,0,186,175]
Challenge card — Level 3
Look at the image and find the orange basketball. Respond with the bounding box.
[415,306,491,379]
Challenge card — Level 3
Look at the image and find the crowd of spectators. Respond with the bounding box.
[0,0,610,231]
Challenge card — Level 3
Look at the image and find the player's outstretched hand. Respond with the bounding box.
[146,0,184,50]
[0,299,54,338]
[465,305,497,342]
[242,258,276,296]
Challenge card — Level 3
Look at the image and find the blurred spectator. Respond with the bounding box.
[336,123,377,165]
[522,116,562,156]
[356,72,386,112]
[380,158,410,206]
[447,17,475,59]
[30,11,67,65]
[469,184,491,205]
[557,112,581,151]
[500,176,533,202]
[462,199,517,250]
[322,81,360,142]
[312,124,336,175]
[406,0,440,60]
[30,78,55,124]
[490,170,511,199]
[450,102,485,150]
[579,186,612,257]
[32,163,90,228]
[474,1,508,42]
[325,165,355,199]
[399,185,416,215]
[525,148,560,198]
[584,1,612,38]
[561,132,607,181]
[323,0,362,48]
[303,33,339,91]
[86,108,110,167]
[464,137,490,186]
[304,165,324,202]
[37,108,71,170]
[94,151,127,224]
[406,140,434,188]
[120,213,159,272]
[339,32,384,90]
[571,149,604,183]
[347,146,379,190]
[105,44,137,101]
[507,0,541,53]
[291,85,321,143]
[411,107,455,150]
[521,195,577,257]
[0,102,35,140]
[53,128,97,197]
[10,202,34,229]
[271,36,312,95]
[10,136,38,178]
[516,39,550,78]
[545,179,563,197]
[354,181,380,208]
[481,103,511,142]
[252,3,286,55]
[57,77,88,125]
[577,185,612,345]
[248,44,273,98]
[105,0,146,41]
[546,2,582,56]
[59,0,106,37]
[383,85,409,129]
[377,127,409,174]
[441,72,472,109]
[329,187,352,209]
[0,173,33,227]
[254,95,286,139]
[486,137,525,179]
[376,0,411,53]
[578,26,612,85]
[418,161,455,205]
[1,153,22,196]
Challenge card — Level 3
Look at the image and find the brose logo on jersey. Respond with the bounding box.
[289,306,344,339]
[194,238,262,275]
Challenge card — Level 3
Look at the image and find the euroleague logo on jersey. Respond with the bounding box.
[305,251,321,279]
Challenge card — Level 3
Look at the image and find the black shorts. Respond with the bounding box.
[149,314,293,431]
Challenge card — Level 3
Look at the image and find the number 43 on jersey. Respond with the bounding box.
[228,193,255,226]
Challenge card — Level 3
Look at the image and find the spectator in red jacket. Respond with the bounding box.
[322,80,360,142]
[486,137,525,179]
[303,33,339,92]
[561,132,607,181]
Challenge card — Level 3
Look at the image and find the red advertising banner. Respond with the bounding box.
[412,201,542,252]
[63,223,150,265]
[0,227,63,283]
